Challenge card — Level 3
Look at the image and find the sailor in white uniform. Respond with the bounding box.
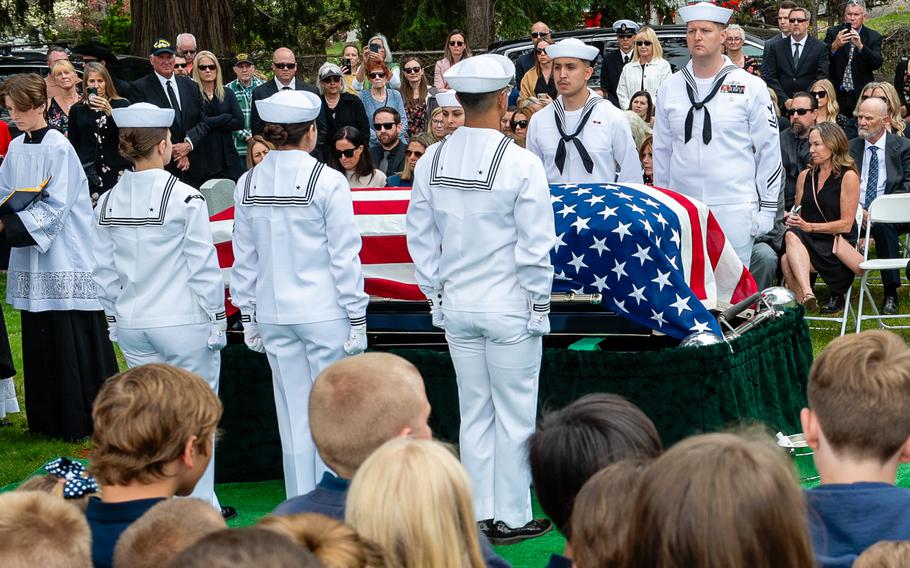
[526,38,642,185]
[92,102,227,509]
[436,89,465,135]
[406,54,556,544]
[653,2,782,268]
[230,90,369,499]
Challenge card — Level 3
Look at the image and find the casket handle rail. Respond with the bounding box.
[717,287,798,340]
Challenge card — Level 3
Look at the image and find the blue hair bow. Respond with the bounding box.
[44,457,100,499]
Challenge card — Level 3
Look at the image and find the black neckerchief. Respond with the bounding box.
[24,126,50,144]
[681,63,738,144]
[552,92,601,174]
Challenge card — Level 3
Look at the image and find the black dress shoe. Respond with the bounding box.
[820,294,845,314]
[883,296,899,316]
[490,518,553,545]
[477,518,494,538]
[221,506,238,521]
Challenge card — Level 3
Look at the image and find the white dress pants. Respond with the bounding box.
[711,202,759,269]
[117,323,221,510]
[444,310,540,529]
[259,318,349,498]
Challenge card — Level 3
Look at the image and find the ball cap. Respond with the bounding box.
[150,38,176,56]
[679,1,734,24]
[443,53,514,94]
[255,90,322,124]
[545,38,600,63]
[112,103,175,128]
[234,53,253,65]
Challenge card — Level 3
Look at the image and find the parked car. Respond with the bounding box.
[489,24,772,87]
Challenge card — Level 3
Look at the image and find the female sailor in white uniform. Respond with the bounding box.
[230,90,369,498]
[92,102,227,510]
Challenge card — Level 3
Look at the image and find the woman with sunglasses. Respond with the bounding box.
[616,27,671,110]
[359,60,407,146]
[331,126,386,188]
[387,133,432,187]
[355,34,401,90]
[425,106,446,143]
[189,50,244,185]
[519,39,556,105]
[509,107,534,148]
[318,62,370,164]
[434,30,471,91]
[627,89,655,127]
[857,81,906,137]
[401,57,431,138]
[811,79,857,139]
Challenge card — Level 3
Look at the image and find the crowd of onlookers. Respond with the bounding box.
[2,329,910,568]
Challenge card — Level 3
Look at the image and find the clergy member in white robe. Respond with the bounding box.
[0,73,117,440]
[526,38,643,185]
[92,102,227,510]
[231,89,369,499]
[653,2,782,267]
[407,54,556,544]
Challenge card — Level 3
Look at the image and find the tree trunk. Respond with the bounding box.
[466,0,494,51]
[130,0,234,57]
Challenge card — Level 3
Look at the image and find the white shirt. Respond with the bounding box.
[653,57,782,211]
[526,89,643,185]
[862,134,887,201]
[790,36,806,59]
[231,149,368,325]
[616,58,673,109]
[0,129,101,312]
[92,169,225,328]
[406,127,555,312]
[274,77,296,91]
[620,50,634,64]
[155,71,181,109]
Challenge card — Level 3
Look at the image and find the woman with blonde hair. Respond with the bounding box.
[811,79,856,138]
[619,431,815,568]
[346,438,485,568]
[46,59,80,135]
[246,134,275,169]
[518,39,556,104]
[856,81,906,136]
[616,27,671,110]
[387,133,431,187]
[259,513,385,568]
[190,50,243,183]
[425,106,446,143]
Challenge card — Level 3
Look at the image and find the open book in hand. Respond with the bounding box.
[0,177,50,215]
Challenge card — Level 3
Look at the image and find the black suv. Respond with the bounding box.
[488,24,772,85]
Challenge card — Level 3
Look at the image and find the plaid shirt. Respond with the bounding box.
[226,75,265,156]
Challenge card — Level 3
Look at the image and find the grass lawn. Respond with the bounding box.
[866,10,910,34]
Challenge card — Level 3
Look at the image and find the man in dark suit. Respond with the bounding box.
[128,38,208,185]
[368,107,405,178]
[780,91,817,210]
[851,97,910,314]
[762,7,829,111]
[514,22,552,87]
[600,20,639,109]
[825,0,883,119]
[761,0,797,59]
[250,47,326,158]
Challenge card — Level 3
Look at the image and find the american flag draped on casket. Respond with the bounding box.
[210,183,756,340]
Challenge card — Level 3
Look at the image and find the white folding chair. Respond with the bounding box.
[855,193,910,333]
[199,178,236,217]
[805,204,864,336]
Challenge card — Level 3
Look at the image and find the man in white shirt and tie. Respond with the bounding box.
[601,19,640,108]
[849,97,910,314]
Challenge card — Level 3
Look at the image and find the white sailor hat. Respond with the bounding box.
[679,1,733,24]
[443,54,514,94]
[435,89,462,108]
[255,90,322,124]
[111,103,174,128]
[545,38,600,63]
[612,20,640,35]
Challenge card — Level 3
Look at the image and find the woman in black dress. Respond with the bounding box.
[68,62,131,204]
[188,50,244,186]
[782,121,861,313]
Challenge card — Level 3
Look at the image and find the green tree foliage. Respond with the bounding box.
[98,0,130,52]
[233,0,357,53]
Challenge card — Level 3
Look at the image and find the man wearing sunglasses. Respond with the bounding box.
[128,38,209,185]
[407,53,556,546]
[825,0,883,119]
[514,22,551,87]
[762,7,828,113]
[368,107,405,177]
[173,52,191,78]
[250,47,326,158]
[601,19,640,108]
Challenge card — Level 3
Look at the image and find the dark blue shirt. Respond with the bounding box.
[272,472,511,568]
[806,482,910,568]
[86,496,165,568]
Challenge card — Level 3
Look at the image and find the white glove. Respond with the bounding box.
[344,322,367,355]
[241,312,265,353]
[528,299,551,337]
[207,314,228,351]
[105,314,118,343]
[751,209,776,237]
[427,293,445,329]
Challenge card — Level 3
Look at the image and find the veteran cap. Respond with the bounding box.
[545,38,600,63]
[150,38,175,56]
[255,90,322,124]
[679,1,734,24]
[234,53,253,65]
[112,103,175,128]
